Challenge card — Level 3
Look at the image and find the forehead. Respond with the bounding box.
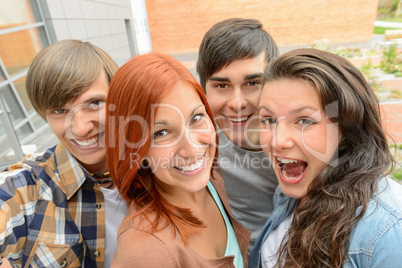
[209,52,266,80]
[64,72,109,107]
[260,79,322,111]
[153,81,203,120]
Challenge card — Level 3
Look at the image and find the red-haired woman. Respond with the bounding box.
[106,52,250,267]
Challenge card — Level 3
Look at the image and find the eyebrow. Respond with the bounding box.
[154,104,205,125]
[209,73,263,83]
[259,106,319,115]
[209,76,230,83]
[245,73,263,80]
[85,96,104,103]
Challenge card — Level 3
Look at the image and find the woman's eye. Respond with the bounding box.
[53,109,66,114]
[261,117,276,125]
[152,130,168,139]
[190,114,203,125]
[298,118,315,126]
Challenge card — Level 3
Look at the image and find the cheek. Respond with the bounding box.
[206,93,225,115]
[303,124,340,165]
[145,149,172,173]
[47,118,65,138]
[259,127,273,150]
[248,90,263,109]
[98,109,106,125]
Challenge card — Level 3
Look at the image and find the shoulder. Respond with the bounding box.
[113,225,179,267]
[0,146,58,198]
[113,208,180,267]
[1,146,57,180]
[347,178,402,264]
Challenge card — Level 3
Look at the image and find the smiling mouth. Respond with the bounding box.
[71,133,104,148]
[175,158,204,172]
[224,114,252,123]
[277,157,308,180]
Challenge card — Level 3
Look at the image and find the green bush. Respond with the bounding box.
[380,43,402,74]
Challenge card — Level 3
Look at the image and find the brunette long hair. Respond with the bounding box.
[264,48,395,267]
[106,52,217,243]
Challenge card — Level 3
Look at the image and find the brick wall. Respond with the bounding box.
[0,23,38,71]
[145,0,379,54]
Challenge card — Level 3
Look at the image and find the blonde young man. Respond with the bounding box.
[197,18,279,254]
[0,40,127,267]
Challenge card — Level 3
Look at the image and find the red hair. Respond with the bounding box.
[106,52,217,243]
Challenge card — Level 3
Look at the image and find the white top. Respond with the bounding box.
[101,186,127,268]
[261,211,294,268]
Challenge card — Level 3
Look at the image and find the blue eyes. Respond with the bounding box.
[89,100,102,108]
[53,109,66,114]
[52,100,103,115]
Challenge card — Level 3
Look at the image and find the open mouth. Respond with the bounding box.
[277,157,307,181]
[175,157,204,172]
[70,132,104,149]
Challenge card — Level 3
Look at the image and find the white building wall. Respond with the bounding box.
[40,0,137,66]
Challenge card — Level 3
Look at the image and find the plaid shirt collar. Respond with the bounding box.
[54,143,95,200]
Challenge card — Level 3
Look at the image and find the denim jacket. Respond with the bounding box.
[249,177,402,268]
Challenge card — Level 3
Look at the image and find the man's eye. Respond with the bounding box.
[89,100,104,109]
[215,83,228,89]
[190,114,203,125]
[152,130,168,139]
[53,109,66,114]
[246,81,261,87]
[91,100,100,106]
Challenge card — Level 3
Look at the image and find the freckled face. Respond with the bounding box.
[259,79,340,200]
[145,81,216,197]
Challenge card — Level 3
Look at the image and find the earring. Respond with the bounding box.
[141,159,149,169]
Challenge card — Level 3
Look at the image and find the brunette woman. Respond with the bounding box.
[250,48,402,268]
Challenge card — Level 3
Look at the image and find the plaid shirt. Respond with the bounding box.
[0,143,105,267]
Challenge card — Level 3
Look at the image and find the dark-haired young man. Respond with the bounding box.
[197,18,279,254]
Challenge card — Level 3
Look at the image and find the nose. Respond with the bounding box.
[177,127,212,159]
[227,88,247,111]
[271,120,294,151]
[69,109,94,137]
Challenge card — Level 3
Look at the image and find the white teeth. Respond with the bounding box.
[75,136,99,146]
[227,116,248,122]
[282,169,300,180]
[277,157,298,164]
[176,158,204,172]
